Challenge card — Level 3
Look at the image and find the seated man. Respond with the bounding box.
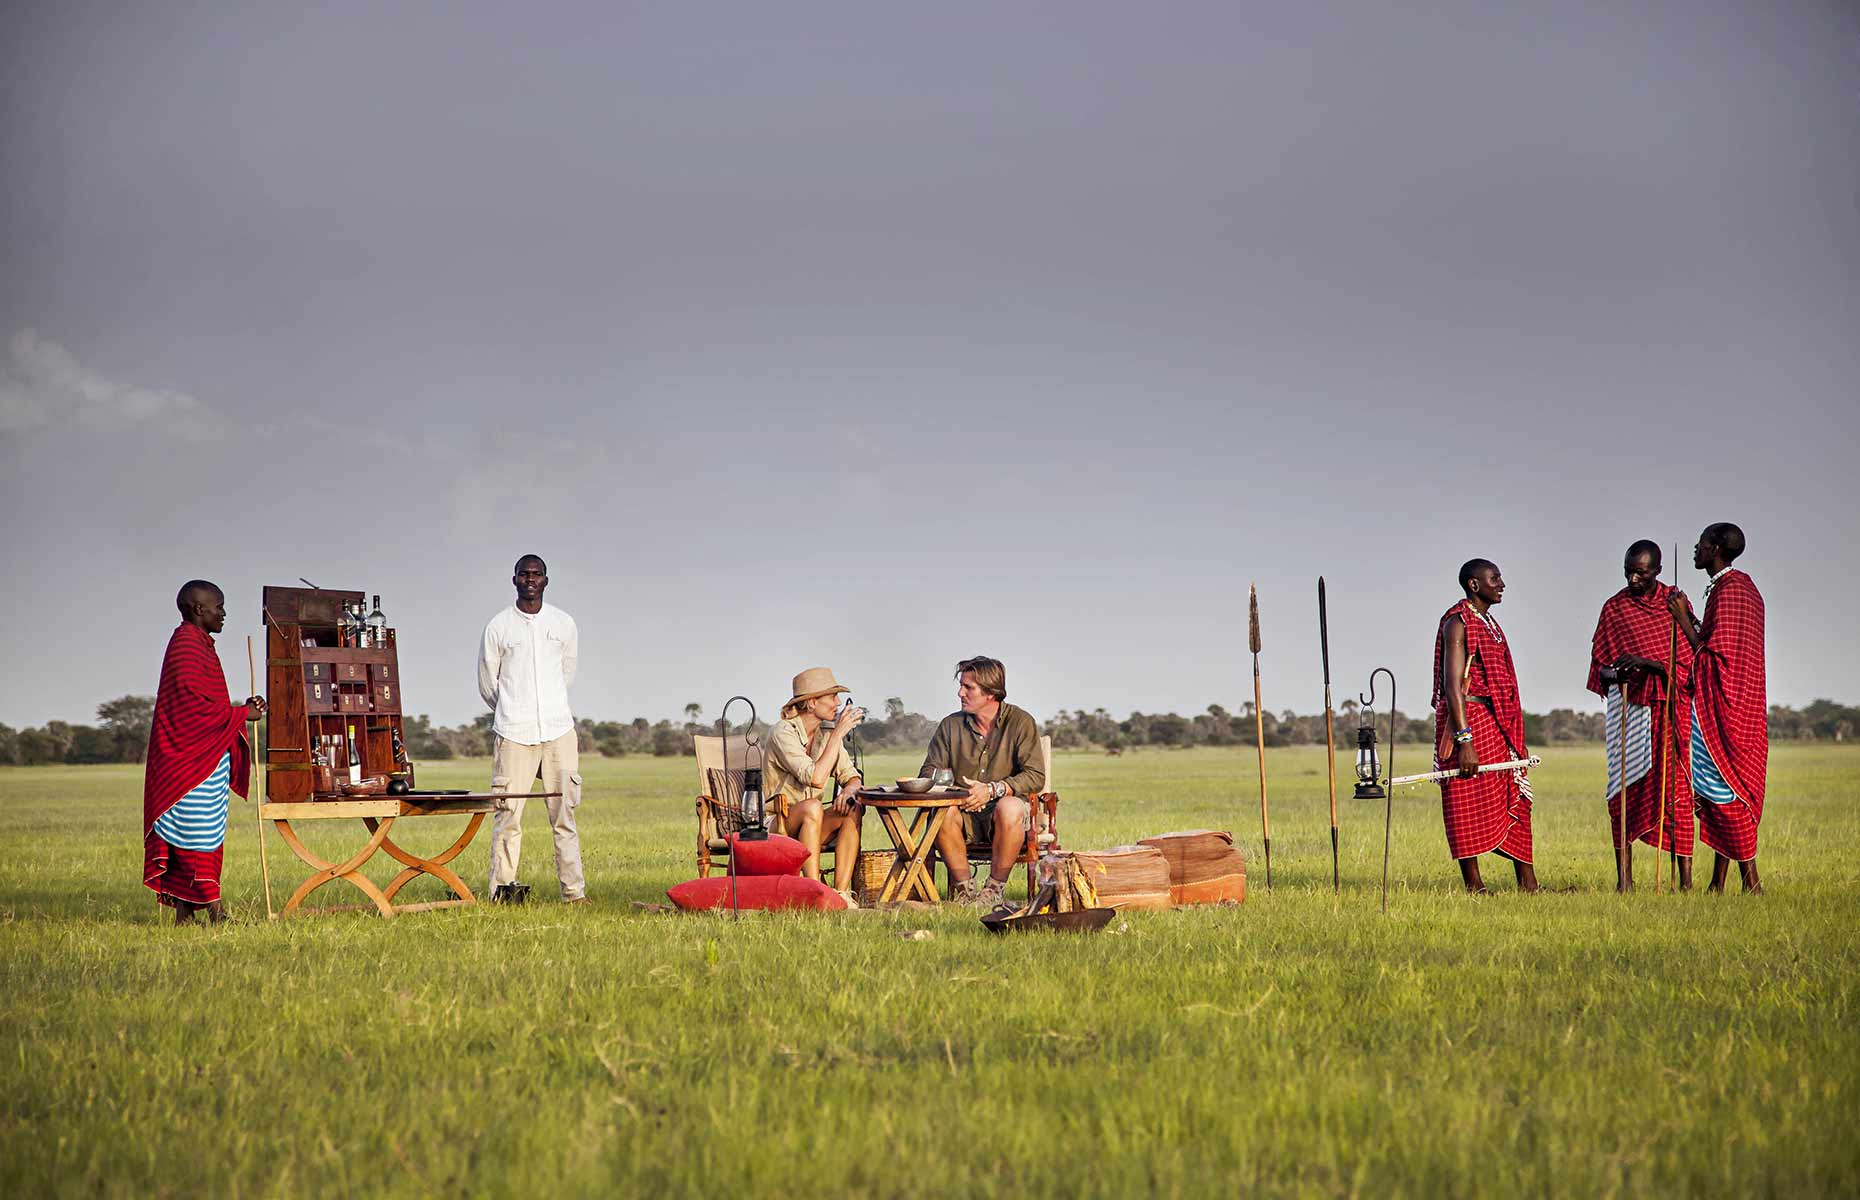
[759,667,865,901]
[922,655,1045,909]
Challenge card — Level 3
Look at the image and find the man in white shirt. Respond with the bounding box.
[478,554,586,903]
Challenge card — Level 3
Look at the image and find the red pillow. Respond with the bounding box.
[666,875,850,912]
[725,833,809,877]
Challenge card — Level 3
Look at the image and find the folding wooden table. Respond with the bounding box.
[855,788,968,904]
[258,793,554,918]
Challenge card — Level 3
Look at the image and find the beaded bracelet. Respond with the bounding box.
[1453,728,1474,745]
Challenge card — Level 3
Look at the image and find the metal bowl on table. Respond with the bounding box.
[895,776,933,795]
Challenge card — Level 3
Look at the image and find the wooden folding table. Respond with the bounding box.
[856,788,967,904]
[258,793,553,918]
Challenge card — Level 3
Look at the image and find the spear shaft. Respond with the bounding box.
[1616,680,1631,892]
[1655,547,1678,893]
[247,635,274,921]
[1318,577,1338,892]
[1250,584,1271,890]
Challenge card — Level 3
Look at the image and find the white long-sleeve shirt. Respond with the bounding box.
[478,603,578,745]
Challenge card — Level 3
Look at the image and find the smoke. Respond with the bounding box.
[0,329,221,441]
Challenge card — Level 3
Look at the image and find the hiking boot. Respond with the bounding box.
[953,876,1006,910]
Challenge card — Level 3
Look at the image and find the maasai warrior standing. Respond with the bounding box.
[1433,560,1539,894]
[1586,540,1695,890]
[1669,522,1766,894]
[143,581,264,924]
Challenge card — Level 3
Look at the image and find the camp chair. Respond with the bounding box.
[693,734,844,887]
[951,734,1061,896]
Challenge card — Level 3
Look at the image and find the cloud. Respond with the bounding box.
[0,329,220,441]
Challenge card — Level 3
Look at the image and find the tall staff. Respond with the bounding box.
[1249,584,1271,891]
[1615,678,1631,892]
[1654,542,1678,893]
[247,635,274,921]
[1317,577,1339,892]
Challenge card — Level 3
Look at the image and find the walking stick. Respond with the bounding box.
[1249,584,1271,891]
[1654,595,1677,893]
[1318,577,1339,893]
[1616,680,1630,892]
[247,636,275,920]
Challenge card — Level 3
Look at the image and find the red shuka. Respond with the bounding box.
[1432,599,1532,863]
[1691,570,1767,860]
[1586,583,1695,854]
[143,622,251,906]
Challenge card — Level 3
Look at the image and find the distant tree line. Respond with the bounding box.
[4,695,1856,766]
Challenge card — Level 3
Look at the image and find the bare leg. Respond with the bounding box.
[1458,857,1486,894]
[989,796,1028,884]
[822,806,861,894]
[782,799,825,882]
[1513,859,1539,893]
[172,900,197,926]
[1708,853,1732,894]
[1739,858,1761,894]
[1615,843,1633,893]
[934,805,974,890]
[1675,853,1693,891]
[205,900,228,924]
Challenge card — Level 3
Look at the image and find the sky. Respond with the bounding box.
[3,0,1857,732]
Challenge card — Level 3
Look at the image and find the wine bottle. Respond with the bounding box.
[346,723,363,784]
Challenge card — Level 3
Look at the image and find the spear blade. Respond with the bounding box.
[1248,584,1261,655]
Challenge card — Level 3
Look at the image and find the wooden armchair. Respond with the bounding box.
[693,734,843,888]
[952,734,1060,896]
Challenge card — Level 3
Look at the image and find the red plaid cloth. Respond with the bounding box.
[1587,584,1695,854]
[1691,570,1766,860]
[1433,600,1532,863]
[143,623,250,907]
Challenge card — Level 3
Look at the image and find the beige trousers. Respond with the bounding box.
[487,730,585,901]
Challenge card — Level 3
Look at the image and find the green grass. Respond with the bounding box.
[2,744,1856,1198]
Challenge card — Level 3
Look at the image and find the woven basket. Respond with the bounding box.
[851,850,896,905]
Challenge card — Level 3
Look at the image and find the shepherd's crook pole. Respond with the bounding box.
[1318,577,1339,893]
[248,635,274,921]
[1249,584,1271,891]
[1616,680,1631,892]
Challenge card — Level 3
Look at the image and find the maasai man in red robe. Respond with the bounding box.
[1433,559,1539,894]
[1587,540,1695,891]
[143,580,265,924]
[1669,523,1766,894]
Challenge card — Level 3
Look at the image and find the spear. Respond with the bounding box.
[1654,542,1678,893]
[247,635,275,921]
[1249,584,1271,890]
[1318,577,1339,892]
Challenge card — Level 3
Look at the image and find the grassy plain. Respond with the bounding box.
[1,744,1856,1198]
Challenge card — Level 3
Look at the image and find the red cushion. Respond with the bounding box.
[666,876,850,912]
[725,833,809,876]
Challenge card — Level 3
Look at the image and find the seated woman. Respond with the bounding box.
[760,667,865,902]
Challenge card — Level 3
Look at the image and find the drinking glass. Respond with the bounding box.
[930,767,955,790]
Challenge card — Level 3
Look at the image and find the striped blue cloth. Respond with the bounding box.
[1604,688,1653,798]
[151,751,231,850]
[1690,711,1738,805]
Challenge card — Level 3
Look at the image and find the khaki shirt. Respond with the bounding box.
[919,702,1045,797]
[761,715,860,810]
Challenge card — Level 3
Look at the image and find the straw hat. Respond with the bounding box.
[782,667,849,717]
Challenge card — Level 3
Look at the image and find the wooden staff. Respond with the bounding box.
[1616,680,1631,892]
[1249,584,1271,890]
[1654,584,1678,894]
[247,635,275,920]
[1318,577,1338,893]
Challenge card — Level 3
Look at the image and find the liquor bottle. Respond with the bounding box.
[341,602,363,648]
[365,595,387,646]
[391,726,411,771]
[346,723,363,784]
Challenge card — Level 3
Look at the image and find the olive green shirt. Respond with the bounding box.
[919,702,1045,797]
[762,715,860,809]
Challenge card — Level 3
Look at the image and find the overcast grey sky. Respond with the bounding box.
[3,1,1856,731]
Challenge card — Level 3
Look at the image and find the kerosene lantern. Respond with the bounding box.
[718,695,767,842]
[1353,711,1385,801]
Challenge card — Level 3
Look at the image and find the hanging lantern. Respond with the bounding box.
[1353,713,1385,801]
[719,696,767,842]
